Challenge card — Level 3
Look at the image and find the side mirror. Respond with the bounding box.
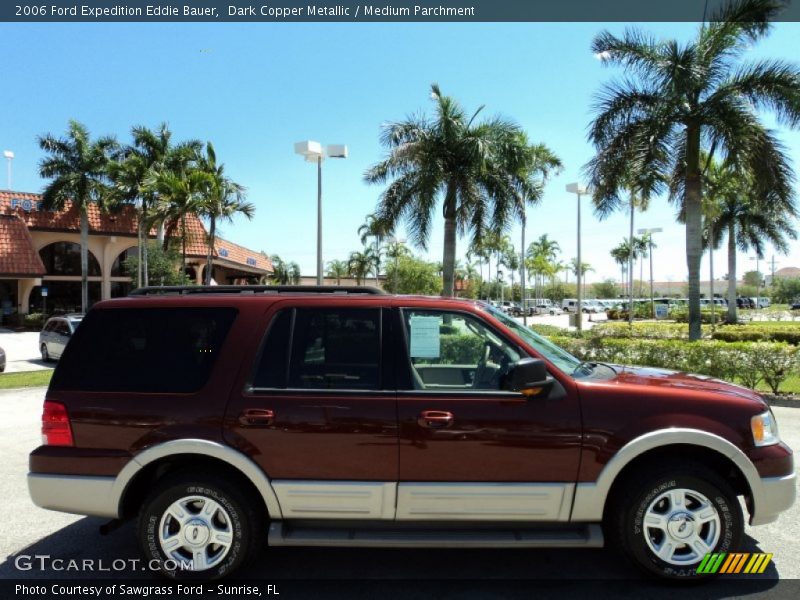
[505,358,554,398]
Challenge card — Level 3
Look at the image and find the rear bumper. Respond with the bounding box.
[27,473,118,519]
[750,471,797,526]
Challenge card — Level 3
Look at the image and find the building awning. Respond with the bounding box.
[0,214,46,277]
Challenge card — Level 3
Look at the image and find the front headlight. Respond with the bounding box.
[751,410,780,447]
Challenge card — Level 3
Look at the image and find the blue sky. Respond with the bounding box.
[1,21,799,284]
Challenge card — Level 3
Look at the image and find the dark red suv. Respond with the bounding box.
[28,286,795,580]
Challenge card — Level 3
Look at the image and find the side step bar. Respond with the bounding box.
[268,521,604,549]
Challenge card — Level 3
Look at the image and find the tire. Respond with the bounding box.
[606,464,743,580]
[40,344,50,362]
[137,470,265,580]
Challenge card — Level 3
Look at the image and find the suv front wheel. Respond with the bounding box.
[137,470,264,580]
[608,464,743,579]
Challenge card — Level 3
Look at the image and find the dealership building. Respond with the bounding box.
[0,191,272,321]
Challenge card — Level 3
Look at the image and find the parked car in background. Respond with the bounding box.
[28,285,795,581]
[0,345,5,372]
[737,297,755,309]
[562,299,603,313]
[39,314,84,362]
[499,301,523,316]
[534,303,563,315]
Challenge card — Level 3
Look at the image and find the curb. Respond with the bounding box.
[764,394,800,409]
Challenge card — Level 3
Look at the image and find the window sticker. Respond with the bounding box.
[409,316,441,358]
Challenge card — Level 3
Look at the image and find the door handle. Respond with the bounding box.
[239,408,275,427]
[418,410,454,429]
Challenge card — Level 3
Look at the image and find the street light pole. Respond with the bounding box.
[566,183,590,332]
[316,155,322,286]
[638,227,662,318]
[3,150,14,190]
[294,141,348,286]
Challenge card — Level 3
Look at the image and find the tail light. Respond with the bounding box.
[42,401,74,446]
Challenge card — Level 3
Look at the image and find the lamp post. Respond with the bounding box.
[566,183,590,331]
[294,141,348,285]
[3,150,13,190]
[637,227,662,318]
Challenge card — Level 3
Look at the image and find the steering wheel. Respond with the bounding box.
[472,342,492,389]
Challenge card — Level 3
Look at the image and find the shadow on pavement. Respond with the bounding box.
[0,520,785,598]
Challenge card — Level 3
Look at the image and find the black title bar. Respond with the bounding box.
[3,0,800,22]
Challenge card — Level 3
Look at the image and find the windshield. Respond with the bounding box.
[482,304,586,376]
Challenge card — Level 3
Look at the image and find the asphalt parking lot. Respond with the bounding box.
[0,329,51,373]
[0,386,798,598]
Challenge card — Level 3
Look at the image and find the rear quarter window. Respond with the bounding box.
[50,307,237,393]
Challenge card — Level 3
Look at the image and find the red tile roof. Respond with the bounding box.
[0,191,272,274]
[0,191,144,236]
[214,237,272,272]
[0,214,46,276]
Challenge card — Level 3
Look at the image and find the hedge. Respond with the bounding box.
[712,327,800,345]
[23,313,46,329]
[590,322,708,340]
[547,335,797,393]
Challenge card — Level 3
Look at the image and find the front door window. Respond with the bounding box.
[401,310,521,391]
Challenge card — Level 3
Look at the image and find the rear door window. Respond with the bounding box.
[50,307,237,393]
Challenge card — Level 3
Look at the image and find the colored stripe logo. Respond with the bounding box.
[696,553,773,574]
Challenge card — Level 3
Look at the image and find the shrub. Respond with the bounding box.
[529,324,566,338]
[590,322,704,340]
[541,334,796,392]
[438,334,484,364]
[712,326,800,345]
[23,313,46,329]
[670,307,727,324]
[753,344,798,393]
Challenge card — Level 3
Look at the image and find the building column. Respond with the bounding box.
[18,278,41,315]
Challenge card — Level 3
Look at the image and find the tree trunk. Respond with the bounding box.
[137,209,143,289]
[205,217,216,286]
[375,236,381,285]
[685,124,703,341]
[142,199,149,287]
[727,221,738,323]
[182,216,187,274]
[80,208,89,314]
[628,198,635,326]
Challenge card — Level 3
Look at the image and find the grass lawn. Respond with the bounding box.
[0,370,53,390]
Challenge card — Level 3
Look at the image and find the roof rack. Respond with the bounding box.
[128,285,387,296]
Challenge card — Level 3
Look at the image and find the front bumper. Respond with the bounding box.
[750,470,797,526]
[28,473,118,518]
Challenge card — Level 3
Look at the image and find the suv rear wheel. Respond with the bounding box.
[137,470,264,580]
[607,464,743,579]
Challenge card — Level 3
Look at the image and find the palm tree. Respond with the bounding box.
[270,255,301,285]
[610,242,633,294]
[585,0,800,339]
[108,124,200,286]
[326,259,349,285]
[197,142,255,285]
[365,84,540,297]
[527,235,561,299]
[358,213,394,285]
[634,234,650,296]
[702,158,797,322]
[148,168,213,273]
[38,120,118,313]
[348,247,377,285]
